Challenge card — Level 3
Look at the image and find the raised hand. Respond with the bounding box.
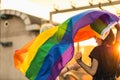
[75,42,82,61]
[115,23,120,30]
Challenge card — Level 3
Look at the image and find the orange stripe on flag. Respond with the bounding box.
[14,39,35,69]
[74,25,95,42]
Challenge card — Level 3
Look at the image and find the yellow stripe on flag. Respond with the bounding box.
[20,27,58,74]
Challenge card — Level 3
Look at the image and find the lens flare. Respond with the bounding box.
[118,45,120,53]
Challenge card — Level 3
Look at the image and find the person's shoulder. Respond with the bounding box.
[94,45,103,48]
[94,45,106,50]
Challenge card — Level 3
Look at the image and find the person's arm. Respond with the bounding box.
[76,58,98,76]
[115,23,120,42]
[75,42,98,76]
[114,23,120,77]
[60,62,80,75]
[59,62,81,80]
[114,23,120,54]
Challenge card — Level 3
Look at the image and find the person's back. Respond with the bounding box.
[89,44,118,80]
[75,25,120,80]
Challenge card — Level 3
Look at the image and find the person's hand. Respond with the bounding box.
[75,52,82,61]
[115,23,120,30]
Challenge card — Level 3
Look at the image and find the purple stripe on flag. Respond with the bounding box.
[47,44,74,80]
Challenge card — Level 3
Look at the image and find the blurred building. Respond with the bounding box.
[0,9,42,80]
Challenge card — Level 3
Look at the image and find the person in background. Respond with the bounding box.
[75,23,120,80]
[40,21,54,33]
[59,61,81,80]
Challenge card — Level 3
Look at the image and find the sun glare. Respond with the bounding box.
[118,45,120,53]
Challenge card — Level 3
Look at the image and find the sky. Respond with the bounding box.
[1,0,50,20]
[1,0,120,23]
[1,0,119,46]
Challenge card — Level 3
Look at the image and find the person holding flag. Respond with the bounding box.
[75,23,120,80]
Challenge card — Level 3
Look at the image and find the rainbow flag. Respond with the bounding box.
[14,10,119,80]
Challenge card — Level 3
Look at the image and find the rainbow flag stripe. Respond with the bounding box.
[14,10,119,80]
